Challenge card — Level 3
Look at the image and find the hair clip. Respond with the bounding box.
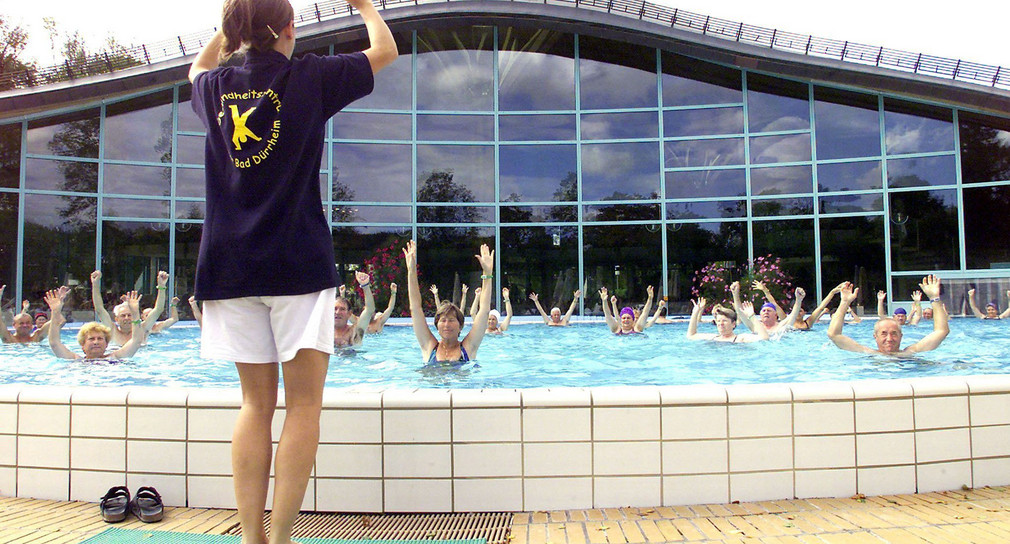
[266,24,279,39]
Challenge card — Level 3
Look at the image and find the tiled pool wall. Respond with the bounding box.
[3,376,1010,512]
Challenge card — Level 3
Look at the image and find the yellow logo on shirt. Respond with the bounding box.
[229,105,262,151]
[218,88,283,169]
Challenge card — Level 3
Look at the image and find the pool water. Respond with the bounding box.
[2,318,1007,389]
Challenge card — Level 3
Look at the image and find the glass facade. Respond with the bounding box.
[4,24,1010,319]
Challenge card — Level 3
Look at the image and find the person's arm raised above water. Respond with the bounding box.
[403,240,438,359]
[876,290,889,319]
[347,0,398,74]
[90,270,114,329]
[645,299,666,329]
[600,287,619,333]
[806,282,843,327]
[353,270,376,342]
[753,281,787,320]
[904,275,950,354]
[371,283,397,331]
[469,286,480,320]
[150,297,180,334]
[112,291,145,359]
[561,289,581,326]
[740,302,770,340]
[143,271,169,333]
[44,289,77,360]
[1001,290,1010,320]
[686,297,706,340]
[188,296,203,328]
[730,281,756,333]
[908,290,923,325]
[775,287,806,334]
[634,286,654,332]
[429,284,441,308]
[827,283,875,354]
[529,292,551,325]
[967,288,986,319]
[500,288,514,332]
[0,285,17,343]
[462,245,495,358]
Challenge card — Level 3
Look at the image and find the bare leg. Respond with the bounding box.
[269,348,328,544]
[233,363,280,544]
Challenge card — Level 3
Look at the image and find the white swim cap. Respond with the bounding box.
[489,309,501,321]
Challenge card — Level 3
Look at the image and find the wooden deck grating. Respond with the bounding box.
[225,511,511,543]
[4,486,1010,544]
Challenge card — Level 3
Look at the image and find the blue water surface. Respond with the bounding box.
[1,318,1006,389]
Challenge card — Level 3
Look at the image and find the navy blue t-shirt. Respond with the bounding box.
[191,49,373,300]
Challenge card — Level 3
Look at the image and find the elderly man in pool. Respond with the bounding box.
[0,285,51,343]
[730,281,805,336]
[45,288,146,360]
[828,276,949,356]
[90,269,170,346]
[967,288,1010,320]
[876,289,912,325]
[529,289,580,326]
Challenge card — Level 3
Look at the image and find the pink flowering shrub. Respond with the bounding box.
[692,255,794,309]
[360,238,433,317]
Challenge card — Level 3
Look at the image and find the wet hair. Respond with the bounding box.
[334,296,351,311]
[434,302,464,329]
[713,306,737,323]
[77,321,111,346]
[220,0,295,59]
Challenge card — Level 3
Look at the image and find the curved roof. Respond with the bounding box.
[4,0,1010,120]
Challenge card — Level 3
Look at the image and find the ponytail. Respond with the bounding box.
[219,0,295,59]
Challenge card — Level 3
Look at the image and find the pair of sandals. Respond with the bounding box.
[100,486,164,523]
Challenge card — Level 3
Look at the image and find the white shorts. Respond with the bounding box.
[200,288,336,363]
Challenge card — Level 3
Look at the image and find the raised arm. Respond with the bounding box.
[686,297,705,339]
[458,284,469,314]
[740,302,770,340]
[776,287,806,333]
[0,285,16,343]
[112,291,144,359]
[90,270,114,328]
[909,290,923,325]
[877,290,888,318]
[645,299,666,329]
[906,275,949,354]
[347,0,398,74]
[353,270,376,337]
[429,284,441,308]
[500,288,514,331]
[143,271,169,332]
[828,283,874,354]
[561,289,581,325]
[753,280,787,319]
[730,281,756,333]
[1001,290,1010,320]
[404,240,438,357]
[188,296,203,327]
[44,289,77,360]
[600,287,618,333]
[967,288,986,319]
[469,286,481,320]
[634,285,654,332]
[373,283,397,328]
[806,282,843,326]
[529,292,551,324]
[150,297,180,334]
[188,31,224,82]
[462,244,495,358]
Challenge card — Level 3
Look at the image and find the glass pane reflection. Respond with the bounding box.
[26,109,100,158]
[889,189,959,271]
[584,203,659,222]
[333,205,412,223]
[752,197,813,217]
[666,221,747,309]
[499,145,577,202]
[963,185,1010,269]
[26,158,97,192]
[750,133,811,164]
[415,227,495,297]
[500,205,576,223]
[751,165,812,196]
[417,115,494,141]
[332,112,411,141]
[817,160,882,192]
[884,99,954,154]
[579,36,657,110]
[332,143,411,202]
[582,142,660,201]
[752,218,815,294]
[336,32,413,110]
[663,107,743,138]
[581,112,658,140]
[583,224,662,314]
[101,221,170,309]
[498,28,575,111]
[175,134,205,165]
[665,169,746,198]
[103,164,171,196]
[959,111,1010,184]
[23,193,96,303]
[177,86,205,133]
[417,145,495,202]
[665,138,744,168]
[819,193,883,213]
[747,74,809,133]
[104,91,174,163]
[887,155,956,188]
[666,200,745,219]
[499,114,576,141]
[819,216,885,297]
[175,168,205,198]
[176,201,205,220]
[0,194,17,297]
[501,225,579,317]
[814,87,880,160]
[103,198,170,219]
[417,205,492,223]
[417,27,494,111]
[0,123,21,189]
[662,53,742,107]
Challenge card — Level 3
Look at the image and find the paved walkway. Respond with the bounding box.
[4,486,1010,543]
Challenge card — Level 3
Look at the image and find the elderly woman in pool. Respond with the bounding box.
[599,285,654,335]
[687,296,769,342]
[403,240,494,363]
[470,287,513,334]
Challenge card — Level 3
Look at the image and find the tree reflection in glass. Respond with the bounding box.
[501,225,578,316]
[0,123,20,189]
[888,190,959,271]
[959,111,1010,185]
[23,193,96,311]
[666,221,747,310]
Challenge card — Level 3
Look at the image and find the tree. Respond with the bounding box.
[0,16,35,90]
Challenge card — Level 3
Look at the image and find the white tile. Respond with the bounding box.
[454,478,522,511]
[383,444,451,478]
[855,399,913,433]
[521,388,591,407]
[726,384,792,403]
[663,474,729,505]
[594,476,660,508]
[187,475,236,509]
[965,374,1010,394]
[383,409,450,443]
[856,433,914,467]
[662,440,727,475]
[0,385,21,402]
[728,403,791,438]
[315,444,382,477]
[16,468,69,500]
[909,377,968,396]
[591,386,661,406]
[594,407,660,441]
[0,467,14,497]
[658,384,727,405]
[453,443,521,478]
[127,440,186,474]
[319,409,381,443]
[791,382,853,402]
[794,401,854,436]
[70,438,125,471]
[971,425,1010,458]
[523,408,591,442]
[917,461,972,493]
[70,470,126,502]
[795,436,855,469]
[0,403,17,434]
[914,396,968,430]
[852,380,913,400]
[125,387,189,407]
[18,436,69,468]
[0,435,14,465]
[188,408,238,441]
[970,394,1010,426]
[524,442,592,477]
[71,387,128,405]
[315,478,382,512]
[524,477,593,511]
[18,386,72,404]
[71,405,126,439]
[19,403,69,436]
[384,479,452,512]
[186,388,240,408]
[795,469,856,499]
[729,437,792,472]
[857,465,916,496]
[383,389,451,409]
[125,474,186,507]
[453,408,521,442]
[321,389,383,408]
[188,441,233,475]
[661,405,727,440]
[450,389,521,408]
[729,471,793,503]
[973,457,1010,488]
[916,428,970,463]
[594,442,660,476]
[128,406,187,440]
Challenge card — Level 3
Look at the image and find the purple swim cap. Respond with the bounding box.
[987,301,998,309]
[760,302,776,311]
[619,307,635,318]
[893,307,907,315]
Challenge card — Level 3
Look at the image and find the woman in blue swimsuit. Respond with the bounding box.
[403,240,495,363]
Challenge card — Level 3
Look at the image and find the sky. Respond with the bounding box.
[4,0,1009,69]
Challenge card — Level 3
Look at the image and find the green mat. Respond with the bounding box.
[81,528,485,544]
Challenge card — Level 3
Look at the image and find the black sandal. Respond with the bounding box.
[129,486,164,523]
[99,486,130,523]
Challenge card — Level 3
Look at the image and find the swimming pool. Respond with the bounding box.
[2,317,1007,388]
